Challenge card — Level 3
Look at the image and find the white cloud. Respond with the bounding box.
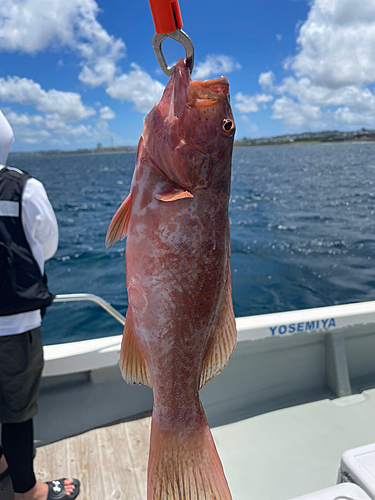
[234,92,273,113]
[276,77,375,113]
[78,46,124,87]
[271,75,375,130]
[193,55,241,80]
[0,0,164,147]
[44,114,91,135]
[189,1,375,134]
[4,108,122,147]
[106,63,164,113]
[0,0,169,118]
[272,97,323,128]
[272,96,375,130]
[16,129,52,145]
[332,106,375,126]
[0,0,125,87]
[292,0,375,88]
[276,34,283,42]
[0,76,95,121]
[258,71,275,91]
[253,0,375,131]
[99,106,115,120]
[3,109,44,126]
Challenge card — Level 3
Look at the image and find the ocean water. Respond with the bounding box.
[9,142,375,344]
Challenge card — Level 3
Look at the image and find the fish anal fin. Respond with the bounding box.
[155,188,193,202]
[120,309,151,387]
[105,194,132,248]
[199,267,237,389]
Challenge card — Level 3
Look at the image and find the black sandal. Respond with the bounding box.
[0,468,10,482]
[46,478,80,500]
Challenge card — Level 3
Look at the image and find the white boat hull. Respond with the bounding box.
[36,300,375,446]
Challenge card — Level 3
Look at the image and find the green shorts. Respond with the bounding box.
[0,327,44,423]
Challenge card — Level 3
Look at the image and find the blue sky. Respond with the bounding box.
[1,0,375,151]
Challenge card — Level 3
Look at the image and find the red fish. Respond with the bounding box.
[106,58,237,500]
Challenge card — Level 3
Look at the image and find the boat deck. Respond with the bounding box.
[216,388,375,500]
[36,416,151,500]
[3,388,375,500]
[1,416,151,500]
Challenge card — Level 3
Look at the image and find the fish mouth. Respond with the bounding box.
[159,60,230,119]
[188,77,230,108]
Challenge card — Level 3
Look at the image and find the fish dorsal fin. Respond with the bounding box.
[120,308,151,387]
[199,264,237,389]
[155,188,193,202]
[105,194,132,249]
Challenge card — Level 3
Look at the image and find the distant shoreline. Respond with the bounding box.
[9,147,137,157]
[234,128,375,148]
[234,138,375,148]
[9,129,375,156]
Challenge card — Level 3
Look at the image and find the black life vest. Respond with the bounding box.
[0,167,54,316]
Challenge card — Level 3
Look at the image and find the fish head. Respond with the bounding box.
[143,58,235,192]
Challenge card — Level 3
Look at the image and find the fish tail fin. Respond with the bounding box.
[147,400,232,500]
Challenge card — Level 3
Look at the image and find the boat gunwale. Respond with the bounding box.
[43,299,375,377]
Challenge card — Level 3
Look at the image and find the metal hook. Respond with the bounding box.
[152,29,194,77]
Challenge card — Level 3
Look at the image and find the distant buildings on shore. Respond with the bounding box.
[235,128,375,147]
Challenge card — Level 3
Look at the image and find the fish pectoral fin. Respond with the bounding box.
[155,188,193,202]
[120,309,151,387]
[105,193,132,248]
[199,266,237,389]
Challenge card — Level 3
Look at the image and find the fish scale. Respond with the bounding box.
[106,59,237,500]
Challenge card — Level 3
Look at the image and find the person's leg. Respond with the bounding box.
[2,419,76,500]
[0,443,9,477]
[0,329,41,493]
[0,329,79,499]
[2,419,35,493]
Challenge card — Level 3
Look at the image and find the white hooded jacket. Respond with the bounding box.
[0,110,14,166]
[0,110,59,335]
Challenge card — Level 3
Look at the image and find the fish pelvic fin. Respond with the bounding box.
[199,266,237,389]
[148,401,232,500]
[120,309,151,387]
[105,193,132,249]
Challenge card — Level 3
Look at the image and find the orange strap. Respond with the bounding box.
[148,0,183,34]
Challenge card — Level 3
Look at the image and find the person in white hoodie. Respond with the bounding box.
[0,110,80,500]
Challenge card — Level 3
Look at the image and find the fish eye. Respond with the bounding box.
[221,119,235,138]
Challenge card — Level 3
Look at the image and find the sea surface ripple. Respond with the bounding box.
[9,142,375,344]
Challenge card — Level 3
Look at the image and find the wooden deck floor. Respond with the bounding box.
[2,414,224,500]
[0,416,152,500]
[34,416,151,500]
